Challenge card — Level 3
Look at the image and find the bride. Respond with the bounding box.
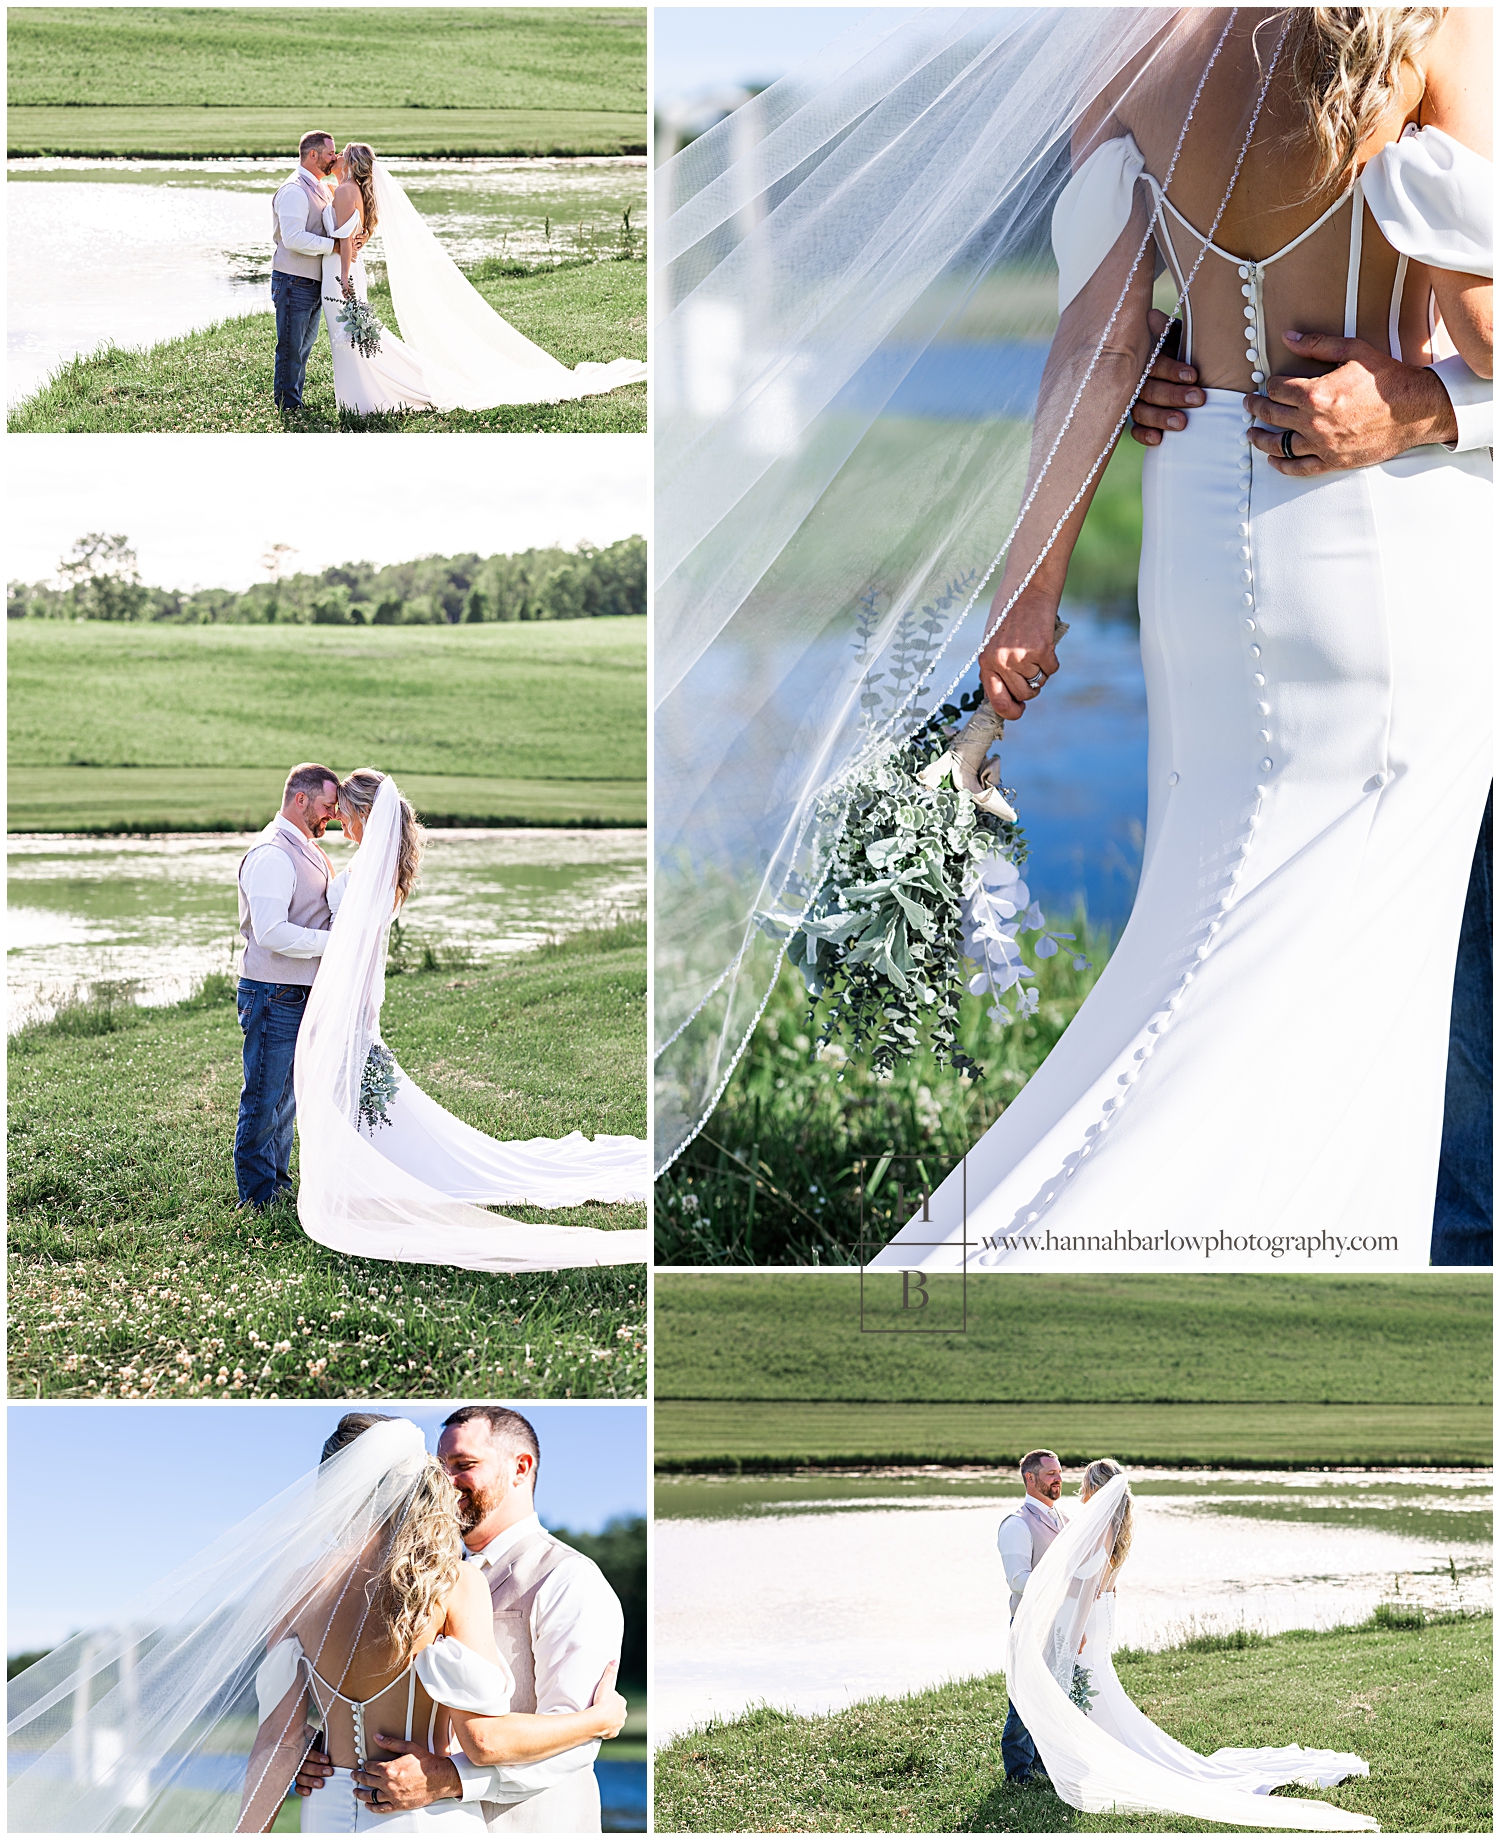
[295,769,650,1271]
[6,1417,626,1833]
[1009,1461,1375,1829]
[319,141,646,415]
[653,8,1490,1266]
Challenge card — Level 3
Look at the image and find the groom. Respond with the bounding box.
[295,1406,626,1830]
[271,131,340,412]
[997,1448,1066,1787]
[233,764,340,1209]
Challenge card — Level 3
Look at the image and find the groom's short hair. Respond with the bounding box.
[283,762,340,805]
[1019,1449,1059,1479]
[444,1405,541,1483]
[299,129,335,156]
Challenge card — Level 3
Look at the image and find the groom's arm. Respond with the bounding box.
[449,1558,625,1806]
[241,851,331,958]
[997,1517,1035,1600]
[274,182,335,260]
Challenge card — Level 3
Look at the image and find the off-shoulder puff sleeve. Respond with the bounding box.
[416,1635,516,1715]
[329,211,362,241]
[1362,125,1492,277]
[255,1635,305,1723]
[1052,134,1147,314]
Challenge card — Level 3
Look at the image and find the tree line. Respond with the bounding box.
[7,534,645,626]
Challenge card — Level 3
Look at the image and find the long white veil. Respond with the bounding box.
[652,7,1283,1170]
[7,1418,433,1833]
[1009,1472,1378,1830]
[295,776,649,1271]
[370,160,647,407]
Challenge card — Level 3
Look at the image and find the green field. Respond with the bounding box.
[653,1274,1493,1405]
[8,10,646,110]
[654,1400,1493,1470]
[8,619,645,829]
[8,261,646,435]
[654,1614,1493,1834]
[7,108,644,158]
[8,923,647,1400]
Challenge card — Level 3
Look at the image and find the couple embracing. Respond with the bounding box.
[233,763,649,1273]
[9,1408,629,1833]
[270,131,646,418]
[998,1450,1374,1829]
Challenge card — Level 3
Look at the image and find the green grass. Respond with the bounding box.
[654,1401,1494,1471]
[7,924,647,1400]
[8,10,646,112]
[652,1274,1493,1404]
[8,619,646,824]
[7,260,646,433]
[652,1613,1492,1833]
[7,107,645,157]
[656,934,1109,1266]
[8,767,645,833]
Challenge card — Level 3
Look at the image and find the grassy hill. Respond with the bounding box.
[8,619,645,830]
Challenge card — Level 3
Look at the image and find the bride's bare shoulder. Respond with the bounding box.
[333,177,363,214]
[1420,9,1492,159]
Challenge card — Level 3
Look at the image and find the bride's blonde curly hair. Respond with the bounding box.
[1082,1457,1134,1579]
[1282,8,1445,193]
[373,1456,465,1664]
[341,141,379,239]
[338,769,425,908]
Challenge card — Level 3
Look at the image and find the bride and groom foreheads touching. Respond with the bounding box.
[997,1450,1376,1829]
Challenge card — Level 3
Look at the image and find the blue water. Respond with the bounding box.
[947,605,1148,930]
[598,1757,648,1831]
[837,341,1049,420]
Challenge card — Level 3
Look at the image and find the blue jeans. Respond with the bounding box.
[271,271,323,410]
[1002,1696,1040,1781]
[1433,790,1492,1265]
[234,979,309,1206]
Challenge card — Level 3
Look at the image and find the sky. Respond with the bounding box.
[6,433,648,593]
[8,1402,646,1652]
[654,7,886,105]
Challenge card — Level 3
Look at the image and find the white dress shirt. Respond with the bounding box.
[997,1496,1064,1602]
[1432,353,1493,453]
[239,815,334,959]
[451,1513,625,1808]
[274,167,336,261]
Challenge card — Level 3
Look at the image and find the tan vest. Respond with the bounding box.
[480,1527,605,1833]
[1001,1496,1065,1619]
[272,170,328,280]
[237,825,332,987]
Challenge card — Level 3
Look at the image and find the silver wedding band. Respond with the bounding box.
[1026,671,1046,690]
[1280,428,1297,460]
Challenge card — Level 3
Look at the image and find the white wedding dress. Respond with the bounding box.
[1011,1475,1376,1829]
[294,777,650,1270]
[257,1632,506,1833]
[872,124,1492,1273]
[318,165,646,414]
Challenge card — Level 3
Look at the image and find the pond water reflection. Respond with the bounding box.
[7,828,645,1028]
[653,1466,1492,1741]
[8,156,646,401]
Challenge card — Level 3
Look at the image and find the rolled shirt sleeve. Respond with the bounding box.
[998,1514,1036,1602]
[1431,353,1493,453]
[241,848,330,959]
[275,180,335,260]
[453,1556,625,1806]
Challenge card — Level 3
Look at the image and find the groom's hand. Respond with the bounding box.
[353,1738,464,1810]
[294,1747,333,1797]
[1245,330,1459,475]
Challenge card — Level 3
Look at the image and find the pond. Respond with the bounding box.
[652,1466,1493,1742]
[7,155,646,402]
[7,828,645,1029]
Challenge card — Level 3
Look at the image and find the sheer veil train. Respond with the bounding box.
[370,161,647,408]
[295,777,649,1271]
[7,1419,436,1832]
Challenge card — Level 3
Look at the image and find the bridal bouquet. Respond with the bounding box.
[358,1042,401,1130]
[758,685,1085,1082]
[1069,1663,1098,1715]
[336,294,385,358]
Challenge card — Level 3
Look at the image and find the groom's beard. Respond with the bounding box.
[455,1483,503,1534]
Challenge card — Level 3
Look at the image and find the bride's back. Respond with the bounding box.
[1102,8,1475,388]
